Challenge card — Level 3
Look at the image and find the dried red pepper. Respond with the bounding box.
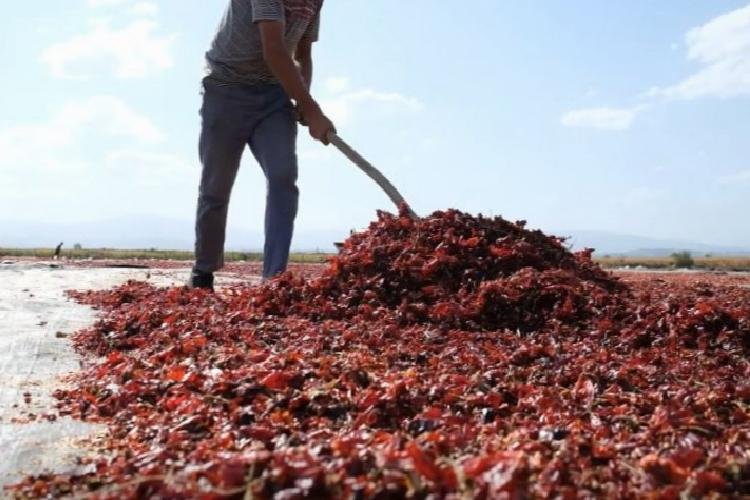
[7,209,750,499]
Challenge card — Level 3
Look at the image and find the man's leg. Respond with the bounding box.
[194,85,248,274]
[248,102,299,279]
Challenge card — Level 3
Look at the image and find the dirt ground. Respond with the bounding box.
[0,261,256,490]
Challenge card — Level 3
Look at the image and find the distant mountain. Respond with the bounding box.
[0,216,345,253]
[557,230,750,256]
[2,218,749,256]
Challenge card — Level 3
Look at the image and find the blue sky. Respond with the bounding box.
[1,1,749,249]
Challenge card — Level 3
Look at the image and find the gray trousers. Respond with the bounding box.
[194,78,298,279]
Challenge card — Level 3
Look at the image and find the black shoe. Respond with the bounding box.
[189,269,214,290]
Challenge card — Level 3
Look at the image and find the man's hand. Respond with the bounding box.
[298,101,335,144]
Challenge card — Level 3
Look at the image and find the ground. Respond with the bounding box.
[0,259,748,497]
[0,261,259,488]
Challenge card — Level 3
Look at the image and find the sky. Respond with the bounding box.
[1,1,749,250]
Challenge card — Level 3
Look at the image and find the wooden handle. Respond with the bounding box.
[327,132,418,219]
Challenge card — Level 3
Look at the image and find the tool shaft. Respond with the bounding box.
[328,132,417,219]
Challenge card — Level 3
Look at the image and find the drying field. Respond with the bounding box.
[0,249,330,265]
[6,210,750,499]
[597,256,750,273]
[5,249,750,273]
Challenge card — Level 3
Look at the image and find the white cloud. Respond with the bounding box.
[0,96,162,174]
[105,150,192,186]
[560,105,644,131]
[130,2,159,17]
[325,77,350,94]
[41,18,176,79]
[623,186,670,203]
[647,4,750,99]
[87,0,127,6]
[299,147,335,162]
[717,169,750,184]
[605,186,672,210]
[321,88,423,126]
[63,96,164,142]
[87,0,158,17]
[0,97,183,211]
[560,5,750,131]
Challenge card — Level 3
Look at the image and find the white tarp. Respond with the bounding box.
[0,263,191,489]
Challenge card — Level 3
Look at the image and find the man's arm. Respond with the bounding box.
[258,21,333,144]
[296,38,313,90]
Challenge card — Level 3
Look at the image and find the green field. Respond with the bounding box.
[0,247,331,264]
[3,248,750,271]
[595,255,750,272]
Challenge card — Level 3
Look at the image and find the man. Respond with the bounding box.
[191,0,335,290]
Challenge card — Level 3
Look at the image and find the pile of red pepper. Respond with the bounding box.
[249,208,623,332]
[9,210,750,499]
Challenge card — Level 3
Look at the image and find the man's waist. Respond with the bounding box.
[202,74,283,93]
[205,57,277,85]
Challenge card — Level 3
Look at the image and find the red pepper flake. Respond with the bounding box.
[165,366,187,383]
[6,208,750,498]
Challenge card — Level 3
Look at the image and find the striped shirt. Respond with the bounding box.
[206,0,323,85]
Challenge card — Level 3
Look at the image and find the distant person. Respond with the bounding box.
[54,242,63,261]
[191,0,335,290]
